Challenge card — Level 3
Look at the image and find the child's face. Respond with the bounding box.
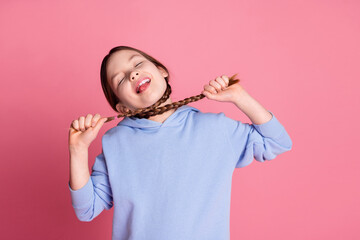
[106,50,169,113]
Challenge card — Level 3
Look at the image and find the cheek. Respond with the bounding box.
[115,84,131,101]
[120,84,132,96]
[162,79,168,89]
[157,80,168,94]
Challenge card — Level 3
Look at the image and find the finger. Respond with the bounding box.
[85,114,93,128]
[202,90,212,99]
[72,120,79,131]
[215,77,227,90]
[210,79,222,92]
[204,85,217,94]
[202,90,208,98]
[79,116,85,131]
[221,75,229,85]
[92,117,107,133]
[92,114,101,127]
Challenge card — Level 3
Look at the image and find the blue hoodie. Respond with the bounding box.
[69,105,292,240]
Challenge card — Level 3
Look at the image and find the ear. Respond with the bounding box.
[116,102,131,114]
[157,66,169,78]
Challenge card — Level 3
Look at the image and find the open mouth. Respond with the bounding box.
[136,78,151,94]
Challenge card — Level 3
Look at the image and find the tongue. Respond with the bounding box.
[138,82,150,93]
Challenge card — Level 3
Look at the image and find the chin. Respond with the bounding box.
[143,89,164,105]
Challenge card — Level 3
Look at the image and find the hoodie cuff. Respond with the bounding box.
[252,111,286,139]
[68,177,94,208]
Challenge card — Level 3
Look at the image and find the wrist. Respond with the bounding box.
[69,145,89,154]
[232,88,250,108]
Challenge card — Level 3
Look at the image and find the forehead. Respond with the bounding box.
[107,50,143,71]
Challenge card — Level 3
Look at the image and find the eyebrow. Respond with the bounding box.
[110,54,142,83]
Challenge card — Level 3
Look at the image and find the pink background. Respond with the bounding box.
[1,0,359,239]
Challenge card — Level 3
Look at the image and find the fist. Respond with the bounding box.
[69,113,108,149]
[202,75,244,103]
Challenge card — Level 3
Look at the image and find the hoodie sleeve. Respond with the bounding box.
[219,111,293,168]
[68,151,113,222]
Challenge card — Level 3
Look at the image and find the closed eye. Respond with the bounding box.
[117,62,143,86]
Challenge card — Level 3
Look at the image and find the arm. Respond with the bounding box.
[69,146,90,190]
[232,88,273,125]
[68,150,113,222]
[68,115,113,221]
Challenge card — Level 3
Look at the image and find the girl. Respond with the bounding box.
[68,46,292,240]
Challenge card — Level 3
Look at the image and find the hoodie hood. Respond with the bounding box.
[117,105,200,130]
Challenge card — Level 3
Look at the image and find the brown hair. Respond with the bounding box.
[100,46,239,122]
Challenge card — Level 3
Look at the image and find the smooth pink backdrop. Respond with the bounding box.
[1,0,359,239]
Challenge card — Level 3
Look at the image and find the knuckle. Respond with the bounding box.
[216,77,224,83]
[214,83,221,89]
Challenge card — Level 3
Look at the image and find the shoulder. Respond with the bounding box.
[190,106,225,119]
[101,124,128,142]
[188,106,228,127]
[103,126,117,137]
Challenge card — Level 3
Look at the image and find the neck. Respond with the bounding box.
[147,97,175,123]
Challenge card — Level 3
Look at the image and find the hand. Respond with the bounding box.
[69,113,108,150]
[202,75,245,103]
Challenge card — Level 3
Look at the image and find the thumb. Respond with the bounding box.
[92,117,108,133]
[69,123,79,135]
[203,91,221,101]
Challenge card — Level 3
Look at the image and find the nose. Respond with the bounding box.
[130,72,139,82]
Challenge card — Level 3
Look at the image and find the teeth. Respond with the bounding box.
[137,78,150,93]
[139,79,150,87]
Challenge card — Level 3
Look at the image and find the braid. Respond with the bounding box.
[134,93,205,118]
[122,80,172,117]
[105,74,240,122]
